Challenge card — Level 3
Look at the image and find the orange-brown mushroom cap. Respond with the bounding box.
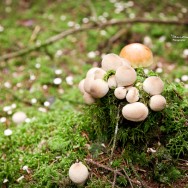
[119,43,153,68]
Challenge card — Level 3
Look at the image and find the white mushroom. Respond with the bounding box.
[69,162,89,186]
[84,74,95,93]
[107,75,117,89]
[122,102,148,122]
[126,87,139,103]
[143,76,164,95]
[114,87,127,99]
[12,111,27,124]
[149,95,166,111]
[78,79,85,94]
[115,65,137,87]
[93,68,106,79]
[83,92,95,105]
[101,53,130,71]
[120,43,153,68]
[89,79,109,98]
[86,67,101,77]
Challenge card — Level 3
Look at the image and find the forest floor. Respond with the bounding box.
[0,0,187,187]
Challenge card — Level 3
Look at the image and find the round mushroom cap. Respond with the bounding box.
[115,65,137,87]
[149,95,166,111]
[78,79,85,94]
[126,87,139,103]
[84,74,95,93]
[93,68,106,79]
[101,53,131,71]
[107,75,117,89]
[83,92,95,105]
[114,87,127,99]
[69,162,89,185]
[86,67,101,77]
[119,43,153,68]
[122,102,148,122]
[89,79,109,98]
[12,111,27,124]
[143,76,164,95]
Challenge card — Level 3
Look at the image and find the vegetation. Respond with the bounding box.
[0,0,187,187]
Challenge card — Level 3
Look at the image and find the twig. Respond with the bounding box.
[110,105,121,159]
[85,158,141,186]
[122,168,134,188]
[112,170,117,188]
[0,18,187,61]
[129,162,151,188]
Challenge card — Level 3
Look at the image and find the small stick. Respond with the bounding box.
[110,105,121,159]
[112,170,117,188]
[0,18,187,62]
[85,158,141,186]
[122,168,134,188]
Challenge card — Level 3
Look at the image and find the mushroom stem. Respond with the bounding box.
[110,104,121,160]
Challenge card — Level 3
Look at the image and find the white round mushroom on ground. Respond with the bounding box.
[78,79,85,94]
[12,111,27,124]
[107,75,117,89]
[122,102,149,122]
[83,92,95,105]
[101,53,130,71]
[114,87,127,99]
[69,162,89,186]
[126,87,139,103]
[119,43,154,68]
[143,76,164,95]
[149,95,166,111]
[115,65,137,87]
[89,79,109,98]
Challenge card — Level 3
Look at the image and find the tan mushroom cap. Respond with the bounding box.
[69,162,89,186]
[119,43,153,68]
[101,53,131,71]
[83,92,95,105]
[149,95,166,111]
[115,65,137,87]
[114,87,127,99]
[78,79,85,94]
[122,102,149,122]
[126,87,139,103]
[89,79,109,98]
[108,75,117,89]
[143,76,164,95]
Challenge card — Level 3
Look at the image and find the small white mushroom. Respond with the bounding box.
[126,87,139,103]
[83,92,95,105]
[89,79,109,98]
[149,95,166,111]
[114,87,127,99]
[122,102,148,122]
[93,68,106,79]
[69,162,89,186]
[86,67,101,77]
[107,75,117,89]
[84,74,95,93]
[12,111,27,124]
[115,65,137,87]
[120,43,153,68]
[143,76,164,95]
[78,79,85,94]
[101,53,130,71]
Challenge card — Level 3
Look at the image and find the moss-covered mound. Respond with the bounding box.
[83,68,188,184]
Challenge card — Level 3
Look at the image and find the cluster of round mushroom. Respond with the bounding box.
[79,43,167,122]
